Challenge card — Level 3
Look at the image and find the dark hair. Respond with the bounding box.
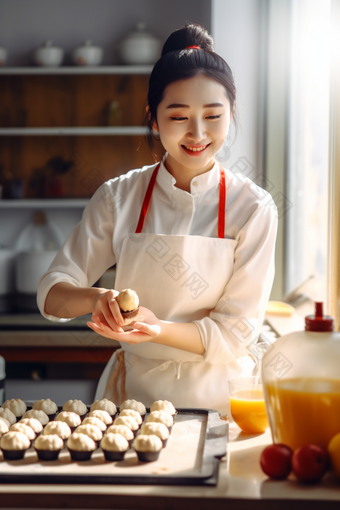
[145,23,237,155]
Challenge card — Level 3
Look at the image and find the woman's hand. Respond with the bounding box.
[91,288,125,333]
[87,306,162,345]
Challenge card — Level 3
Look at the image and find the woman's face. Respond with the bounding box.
[154,74,232,177]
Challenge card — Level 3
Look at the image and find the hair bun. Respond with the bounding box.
[161,22,214,57]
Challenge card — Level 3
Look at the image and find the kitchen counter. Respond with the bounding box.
[0,314,120,365]
[0,423,340,509]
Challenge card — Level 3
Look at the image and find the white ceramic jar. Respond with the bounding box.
[0,248,15,295]
[15,211,63,294]
[15,250,58,294]
[119,23,161,65]
[33,40,64,67]
[72,40,103,66]
[0,47,7,66]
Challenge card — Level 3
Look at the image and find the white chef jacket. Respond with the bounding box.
[37,157,278,366]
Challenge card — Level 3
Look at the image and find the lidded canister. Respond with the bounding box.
[261,302,340,450]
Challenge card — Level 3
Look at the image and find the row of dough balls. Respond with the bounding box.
[62,400,176,462]
[0,397,176,428]
[0,399,176,460]
[0,397,116,430]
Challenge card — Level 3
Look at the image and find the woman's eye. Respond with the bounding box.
[170,117,187,121]
[206,115,222,119]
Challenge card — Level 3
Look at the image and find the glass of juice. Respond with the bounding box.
[228,376,269,434]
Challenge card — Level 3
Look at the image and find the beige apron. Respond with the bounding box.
[95,163,245,414]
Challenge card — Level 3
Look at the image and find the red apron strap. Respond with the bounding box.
[135,163,160,234]
[136,161,226,238]
[218,165,226,239]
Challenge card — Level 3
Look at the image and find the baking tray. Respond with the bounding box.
[0,408,228,486]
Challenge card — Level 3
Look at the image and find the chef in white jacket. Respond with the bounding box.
[37,23,277,414]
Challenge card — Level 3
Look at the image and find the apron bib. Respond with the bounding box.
[95,163,246,413]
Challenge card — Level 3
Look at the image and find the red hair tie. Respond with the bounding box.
[185,45,201,50]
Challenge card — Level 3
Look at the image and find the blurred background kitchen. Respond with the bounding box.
[0,0,339,404]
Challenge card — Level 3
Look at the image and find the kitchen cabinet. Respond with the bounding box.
[0,65,158,397]
[0,65,161,312]
[0,314,120,403]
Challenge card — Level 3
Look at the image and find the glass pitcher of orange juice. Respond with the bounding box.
[262,302,340,450]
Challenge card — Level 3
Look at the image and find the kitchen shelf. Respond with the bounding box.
[0,65,153,75]
[0,199,89,208]
[0,126,148,136]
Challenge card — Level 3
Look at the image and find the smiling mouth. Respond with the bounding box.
[182,144,210,152]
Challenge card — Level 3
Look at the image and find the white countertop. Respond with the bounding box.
[0,422,339,508]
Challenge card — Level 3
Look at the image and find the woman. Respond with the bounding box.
[37,23,277,414]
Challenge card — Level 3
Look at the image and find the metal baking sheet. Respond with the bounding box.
[0,408,228,486]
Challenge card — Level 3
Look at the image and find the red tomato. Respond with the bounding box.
[292,444,328,483]
[260,444,293,479]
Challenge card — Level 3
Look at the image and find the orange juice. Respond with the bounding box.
[230,389,269,434]
[265,378,340,450]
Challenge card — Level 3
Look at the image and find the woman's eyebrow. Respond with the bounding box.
[166,102,224,109]
[166,103,189,109]
[203,102,224,108]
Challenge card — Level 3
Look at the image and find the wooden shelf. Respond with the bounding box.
[0,71,156,197]
[0,199,89,208]
[0,65,153,75]
[0,346,115,364]
[0,126,148,136]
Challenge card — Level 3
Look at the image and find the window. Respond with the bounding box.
[285,0,332,300]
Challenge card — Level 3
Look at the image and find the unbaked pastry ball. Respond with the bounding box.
[62,399,87,417]
[82,417,106,433]
[0,416,10,428]
[120,399,146,416]
[88,410,112,426]
[0,407,17,426]
[113,415,139,434]
[19,418,43,435]
[0,418,9,437]
[43,421,71,440]
[35,434,63,451]
[146,410,173,428]
[2,399,26,418]
[55,411,81,429]
[150,400,176,416]
[117,289,139,312]
[0,431,30,451]
[90,398,117,416]
[133,434,162,452]
[32,398,58,416]
[67,433,96,452]
[119,409,142,425]
[74,424,103,443]
[9,423,35,441]
[101,433,129,452]
[22,409,49,426]
[106,424,134,442]
[140,422,169,441]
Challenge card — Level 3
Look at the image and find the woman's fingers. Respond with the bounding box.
[87,320,157,344]
[133,322,161,337]
[96,300,124,333]
[87,321,102,332]
[93,290,124,332]
[93,312,118,331]
[108,297,124,326]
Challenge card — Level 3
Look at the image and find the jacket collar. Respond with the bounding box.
[157,153,221,195]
